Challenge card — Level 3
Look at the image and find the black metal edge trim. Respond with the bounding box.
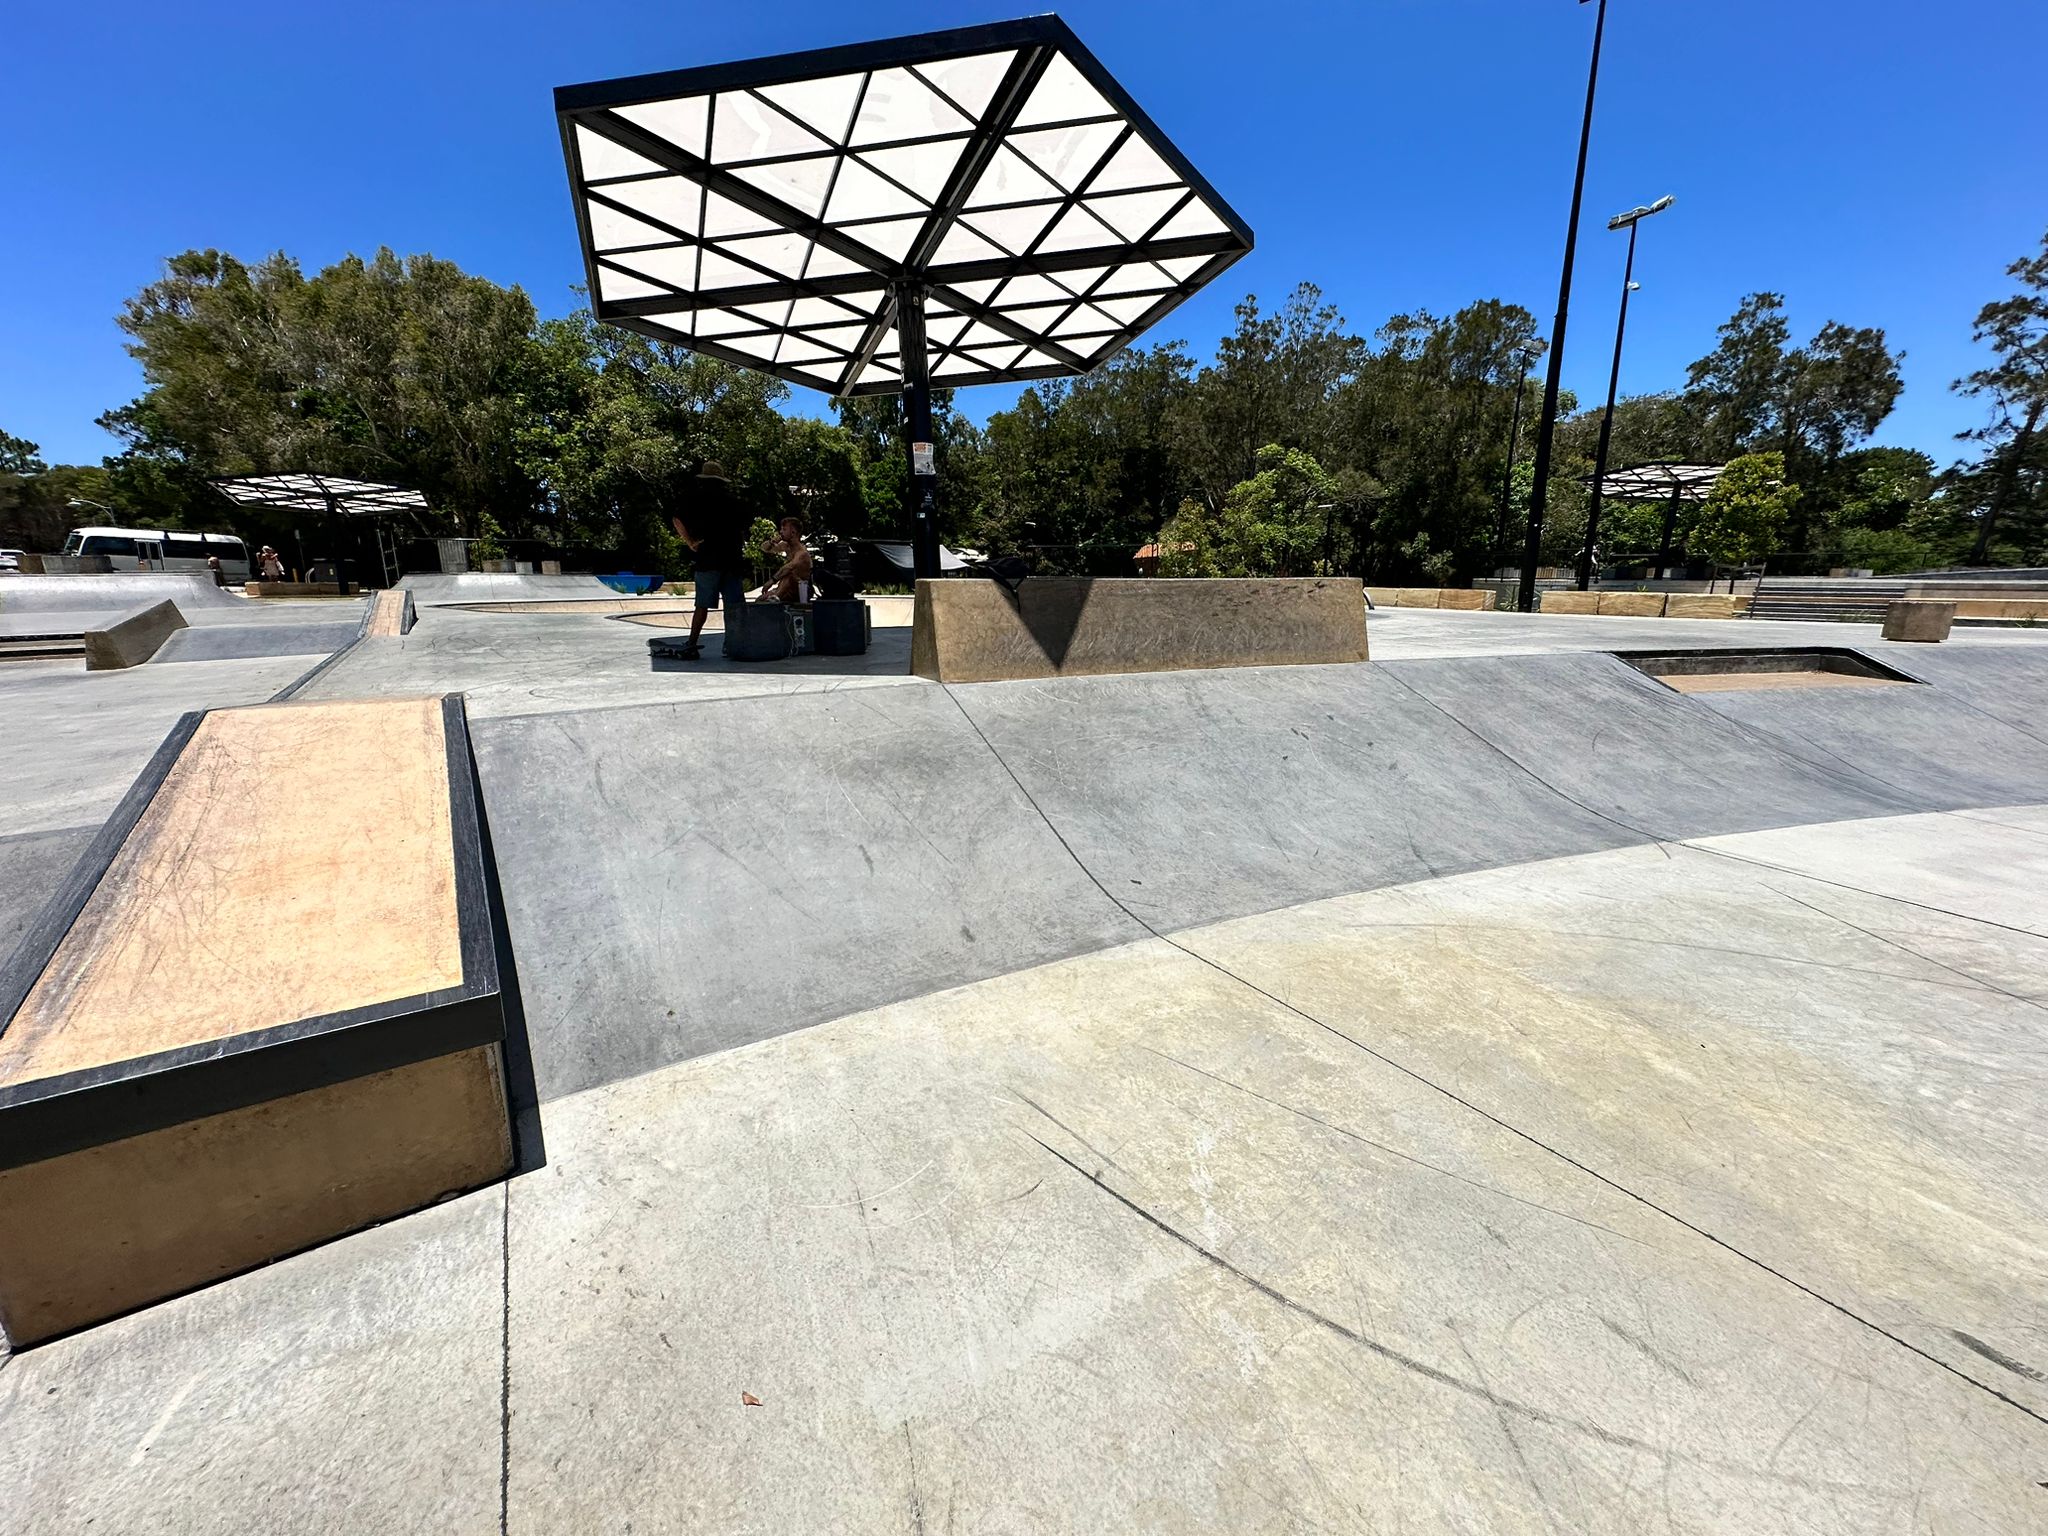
[0,989,505,1170]
[444,696,500,1000]
[553,16,1068,113]
[268,626,365,702]
[0,711,204,1031]
[464,713,547,1174]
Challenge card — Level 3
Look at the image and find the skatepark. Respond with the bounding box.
[2,566,2046,1534]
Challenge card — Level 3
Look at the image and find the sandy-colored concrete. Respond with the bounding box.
[1539,589,1599,614]
[913,576,1369,682]
[0,1045,510,1345]
[1,697,460,1082]
[1657,668,1905,692]
[1663,593,1745,619]
[1595,591,1667,617]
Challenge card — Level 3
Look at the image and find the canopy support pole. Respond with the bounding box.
[896,284,940,582]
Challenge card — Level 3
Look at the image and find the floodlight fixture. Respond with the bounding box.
[1607,195,1674,231]
[553,15,1252,577]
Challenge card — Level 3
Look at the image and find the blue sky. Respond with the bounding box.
[5,0,2044,467]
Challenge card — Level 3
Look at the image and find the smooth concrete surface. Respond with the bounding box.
[81,600,185,671]
[0,654,334,836]
[470,684,1144,1098]
[401,571,622,606]
[0,828,94,967]
[0,574,241,614]
[149,618,360,663]
[912,576,1369,682]
[303,602,918,720]
[1359,604,2048,659]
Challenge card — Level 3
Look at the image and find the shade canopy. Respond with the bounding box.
[554,16,1252,397]
[1588,462,1724,502]
[211,474,429,517]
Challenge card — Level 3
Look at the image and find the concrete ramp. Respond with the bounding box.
[0,573,244,614]
[151,619,363,664]
[401,572,623,606]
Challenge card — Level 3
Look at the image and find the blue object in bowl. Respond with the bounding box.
[598,573,666,595]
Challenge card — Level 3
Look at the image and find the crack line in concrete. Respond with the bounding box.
[941,681,2048,1431]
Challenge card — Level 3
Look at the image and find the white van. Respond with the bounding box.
[61,526,251,580]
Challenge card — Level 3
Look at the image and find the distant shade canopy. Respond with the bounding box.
[210,475,430,517]
[1588,462,1726,502]
[554,16,1253,397]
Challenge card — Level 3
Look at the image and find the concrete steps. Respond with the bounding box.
[1748,580,1907,623]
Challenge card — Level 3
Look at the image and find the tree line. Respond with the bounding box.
[3,229,2043,578]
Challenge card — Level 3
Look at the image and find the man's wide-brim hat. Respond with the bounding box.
[697,461,729,481]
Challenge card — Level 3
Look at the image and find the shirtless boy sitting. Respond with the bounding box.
[760,517,814,604]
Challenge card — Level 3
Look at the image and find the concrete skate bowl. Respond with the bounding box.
[1,574,249,655]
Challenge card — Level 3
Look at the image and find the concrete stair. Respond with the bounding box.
[1747,579,1908,623]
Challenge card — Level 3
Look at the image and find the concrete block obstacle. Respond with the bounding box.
[1663,594,1746,619]
[1595,592,1667,617]
[911,576,1369,683]
[1364,586,1495,610]
[82,599,187,670]
[0,695,513,1346]
[1882,599,1956,642]
[1538,590,1598,615]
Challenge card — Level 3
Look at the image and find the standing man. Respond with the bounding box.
[669,461,747,660]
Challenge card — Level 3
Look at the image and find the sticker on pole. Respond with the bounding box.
[910,441,935,476]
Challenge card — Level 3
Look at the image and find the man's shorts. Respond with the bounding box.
[693,570,747,610]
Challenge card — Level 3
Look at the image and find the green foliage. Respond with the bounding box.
[1686,452,1800,565]
[1,431,46,475]
[1158,445,1343,577]
[1951,226,2048,563]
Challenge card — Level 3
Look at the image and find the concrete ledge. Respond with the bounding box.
[912,577,1368,683]
[1882,600,1955,642]
[245,581,356,598]
[0,695,512,1345]
[82,600,186,670]
[1596,592,1668,617]
[1366,587,1495,610]
[1663,594,1746,619]
[1539,591,1599,615]
[1949,598,2048,621]
[364,587,416,637]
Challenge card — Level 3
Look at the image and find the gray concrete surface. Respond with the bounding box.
[0,653,320,835]
[401,571,627,605]
[0,826,94,965]
[7,603,2048,1532]
[0,573,242,613]
[306,603,916,719]
[150,618,362,663]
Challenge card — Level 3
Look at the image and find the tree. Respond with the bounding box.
[102,248,543,538]
[1686,451,1799,566]
[1158,445,1342,577]
[1684,293,1902,549]
[1,431,46,476]
[1952,227,2048,563]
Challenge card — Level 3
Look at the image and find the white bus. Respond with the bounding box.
[60,526,251,579]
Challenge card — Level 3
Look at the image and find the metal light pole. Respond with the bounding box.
[1517,0,1608,613]
[1578,194,1673,590]
[895,283,941,582]
[1494,349,1536,577]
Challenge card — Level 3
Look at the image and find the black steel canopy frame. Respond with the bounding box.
[554,16,1252,578]
[211,474,429,588]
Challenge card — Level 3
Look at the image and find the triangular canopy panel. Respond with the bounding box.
[556,16,1251,395]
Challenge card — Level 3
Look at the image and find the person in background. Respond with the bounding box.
[667,461,747,660]
[759,517,814,604]
[205,553,226,587]
[259,546,286,582]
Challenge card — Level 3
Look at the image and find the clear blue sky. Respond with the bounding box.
[5,0,2043,467]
